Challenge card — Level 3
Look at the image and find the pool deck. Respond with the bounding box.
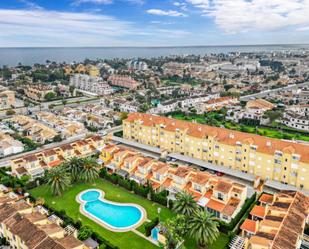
[76,189,147,233]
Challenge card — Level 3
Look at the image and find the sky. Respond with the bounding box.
[0,0,309,47]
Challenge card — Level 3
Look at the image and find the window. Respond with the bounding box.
[217,192,223,201]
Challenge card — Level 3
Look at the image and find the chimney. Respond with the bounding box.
[229,133,235,139]
[266,141,271,147]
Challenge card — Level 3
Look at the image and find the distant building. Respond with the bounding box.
[24,84,54,102]
[0,90,15,110]
[281,105,309,132]
[108,75,141,90]
[0,132,24,157]
[70,74,114,96]
[127,60,148,71]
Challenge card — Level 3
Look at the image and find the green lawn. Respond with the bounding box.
[30,179,229,249]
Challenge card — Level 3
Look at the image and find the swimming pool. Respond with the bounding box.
[77,189,146,231]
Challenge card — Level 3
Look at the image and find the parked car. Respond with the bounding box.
[216,172,225,177]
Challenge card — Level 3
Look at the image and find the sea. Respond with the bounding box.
[0,44,309,67]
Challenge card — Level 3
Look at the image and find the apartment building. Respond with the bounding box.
[70,74,114,96]
[100,144,247,222]
[123,113,309,190]
[240,191,309,249]
[108,75,141,90]
[0,192,88,249]
[127,60,148,71]
[24,84,55,101]
[11,135,104,179]
[8,115,58,143]
[0,90,15,110]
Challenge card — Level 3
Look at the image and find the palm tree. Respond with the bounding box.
[80,157,99,182]
[172,191,197,217]
[188,210,220,248]
[66,157,83,182]
[46,166,71,196]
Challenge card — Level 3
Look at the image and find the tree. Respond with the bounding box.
[44,92,56,101]
[46,166,71,196]
[66,157,83,183]
[80,157,99,182]
[162,215,187,249]
[172,191,197,217]
[188,210,220,248]
[6,109,15,116]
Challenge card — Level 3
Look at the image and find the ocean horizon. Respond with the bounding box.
[1,44,309,67]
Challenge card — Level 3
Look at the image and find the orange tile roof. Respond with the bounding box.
[125,113,309,164]
[240,219,257,234]
[206,199,225,212]
[250,205,266,218]
[259,193,274,204]
[214,180,233,194]
[162,178,173,188]
[48,160,62,168]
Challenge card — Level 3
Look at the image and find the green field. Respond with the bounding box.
[30,179,229,249]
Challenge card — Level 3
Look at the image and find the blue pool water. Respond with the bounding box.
[80,190,142,229]
[151,227,159,241]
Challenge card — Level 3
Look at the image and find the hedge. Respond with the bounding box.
[219,192,257,234]
[144,217,159,237]
[150,190,168,206]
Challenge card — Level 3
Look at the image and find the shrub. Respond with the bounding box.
[132,182,149,198]
[145,217,159,237]
[78,226,93,240]
[150,190,168,206]
[118,177,132,191]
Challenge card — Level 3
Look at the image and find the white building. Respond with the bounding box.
[127,60,148,71]
[0,133,24,157]
[281,105,309,132]
[70,74,114,96]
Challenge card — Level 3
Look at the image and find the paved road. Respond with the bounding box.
[0,126,122,167]
[240,81,309,101]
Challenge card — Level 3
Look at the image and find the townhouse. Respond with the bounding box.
[196,96,238,113]
[8,115,58,143]
[0,132,24,156]
[35,111,87,139]
[11,135,105,179]
[100,144,247,222]
[0,192,88,249]
[240,191,309,249]
[123,113,309,190]
[23,84,55,101]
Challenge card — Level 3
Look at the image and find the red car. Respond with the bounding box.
[216,172,224,177]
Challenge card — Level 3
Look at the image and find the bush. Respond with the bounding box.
[92,232,119,249]
[145,217,159,237]
[132,182,149,198]
[150,190,168,206]
[118,177,132,191]
[78,226,93,240]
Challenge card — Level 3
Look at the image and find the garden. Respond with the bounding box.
[28,157,232,249]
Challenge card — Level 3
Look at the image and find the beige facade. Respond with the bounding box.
[0,90,15,110]
[123,113,309,190]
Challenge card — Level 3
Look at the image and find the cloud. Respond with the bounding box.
[72,0,113,5]
[186,0,309,33]
[0,8,189,47]
[18,0,43,10]
[146,9,187,17]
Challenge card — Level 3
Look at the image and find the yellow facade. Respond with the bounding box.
[123,113,309,190]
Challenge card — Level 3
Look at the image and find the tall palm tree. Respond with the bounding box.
[172,191,197,217]
[66,157,83,182]
[80,157,99,182]
[46,167,71,196]
[188,210,220,248]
